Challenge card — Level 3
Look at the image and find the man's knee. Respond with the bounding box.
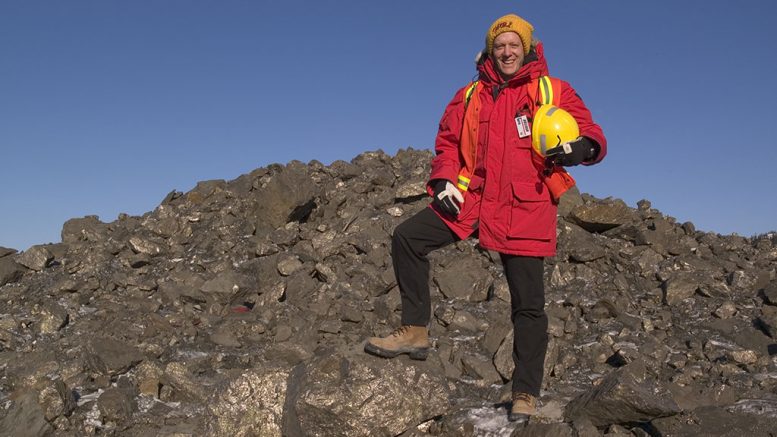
[392,220,411,247]
[393,213,428,246]
[513,307,546,320]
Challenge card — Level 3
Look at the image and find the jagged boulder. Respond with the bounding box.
[0,256,26,286]
[249,162,319,234]
[61,215,109,243]
[569,197,638,233]
[564,361,681,426]
[85,338,144,377]
[205,367,290,437]
[434,256,492,301]
[651,403,777,436]
[284,350,450,436]
[0,392,53,437]
[15,245,54,271]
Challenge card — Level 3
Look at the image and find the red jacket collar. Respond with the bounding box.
[477,42,550,87]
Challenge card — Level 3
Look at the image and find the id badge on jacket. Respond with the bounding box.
[515,115,530,138]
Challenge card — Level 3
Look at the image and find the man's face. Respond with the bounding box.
[491,32,524,80]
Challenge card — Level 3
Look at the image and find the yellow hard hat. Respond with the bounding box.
[531,105,580,156]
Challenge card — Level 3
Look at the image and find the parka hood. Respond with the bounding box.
[477,41,550,87]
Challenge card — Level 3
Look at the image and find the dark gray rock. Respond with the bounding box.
[763,280,777,305]
[483,320,512,356]
[557,185,584,218]
[461,353,502,383]
[757,308,777,338]
[15,245,54,271]
[97,387,135,422]
[0,392,53,437]
[570,198,637,233]
[434,257,492,301]
[0,246,16,258]
[449,309,489,332]
[666,383,739,411]
[605,223,678,251]
[328,159,361,180]
[162,361,209,402]
[277,254,304,276]
[0,256,26,286]
[569,417,601,437]
[200,270,251,295]
[630,246,665,278]
[209,325,242,347]
[86,338,144,376]
[142,205,193,239]
[559,223,606,262]
[250,162,317,234]
[727,270,756,290]
[36,301,69,334]
[37,379,76,421]
[394,181,427,200]
[264,343,314,368]
[494,329,514,380]
[128,234,165,256]
[651,404,777,436]
[512,422,575,437]
[182,179,227,205]
[662,272,702,305]
[564,362,681,427]
[61,215,109,243]
[713,301,737,319]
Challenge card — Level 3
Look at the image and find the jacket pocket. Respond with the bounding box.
[467,174,484,193]
[507,181,555,241]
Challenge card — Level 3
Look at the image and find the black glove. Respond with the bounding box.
[545,136,599,167]
[432,179,464,216]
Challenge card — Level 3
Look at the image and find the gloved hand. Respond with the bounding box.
[432,179,464,216]
[545,136,598,167]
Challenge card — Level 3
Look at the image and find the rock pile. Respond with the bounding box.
[0,148,776,436]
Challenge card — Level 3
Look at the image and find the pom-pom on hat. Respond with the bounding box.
[486,14,534,56]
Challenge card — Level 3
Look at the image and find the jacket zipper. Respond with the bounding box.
[492,82,509,102]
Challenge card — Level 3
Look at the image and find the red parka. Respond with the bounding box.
[428,43,607,257]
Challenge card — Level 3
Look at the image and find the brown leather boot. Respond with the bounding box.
[509,392,538,421]
[364,325,430,360]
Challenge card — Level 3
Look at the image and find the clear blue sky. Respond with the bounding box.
[2,1,776,251]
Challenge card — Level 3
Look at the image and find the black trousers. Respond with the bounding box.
[392,207,548,396]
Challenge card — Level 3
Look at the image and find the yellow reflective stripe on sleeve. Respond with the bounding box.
[457,175,470,192]
[464,81,478,108]
[539,76,553,105]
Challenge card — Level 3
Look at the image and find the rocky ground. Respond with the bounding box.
[1,148,776,436]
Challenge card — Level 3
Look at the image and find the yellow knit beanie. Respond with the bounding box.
[486,14,534,56]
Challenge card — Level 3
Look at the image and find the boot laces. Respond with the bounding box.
[390,326,410,337]
[512,392,536,406]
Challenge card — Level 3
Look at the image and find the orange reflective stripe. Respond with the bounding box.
[458,81,481,193]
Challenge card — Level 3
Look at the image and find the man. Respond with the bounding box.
[365,13,606,421]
